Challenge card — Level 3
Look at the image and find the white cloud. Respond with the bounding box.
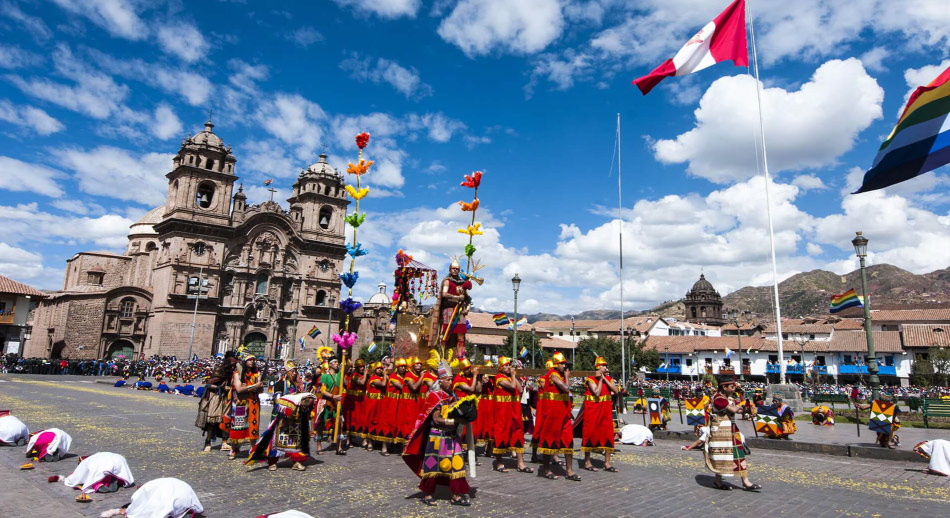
[0,44,42,69]
[0,202,135,250]
[51,0,146,40]
[156,23,209,63]
[0,156,65,197]
[87,49,213,107]
[0,1,52,42]
[331,0,420,18]
[7,45,129,119]
[404,112,465,142]
[50,198,106,216]
[54,146,172,206]
[438,0,565,57]
[652,59,884,183]
[152,104,182,140]
[340,55,432,99]
[288,26,323,47]
[860,47,890,73]
[254,93,327,160]
[791,174,826,191]
[529,50,592,93]
[806,243,823,255]
[0,242,62,289]
[0,101,64,135]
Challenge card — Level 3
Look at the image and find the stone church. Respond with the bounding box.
[26,121,350,362]
[683,273,725,326]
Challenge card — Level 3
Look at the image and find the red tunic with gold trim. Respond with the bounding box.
[535,371,573,454]
[342,373,366,438]
[531,369,553,446]
[452,373,474,399]
[381,374,404,444]
[474,375,494,445]
[398,371,421,441]
[581,375,615,453]
[440,277,471,337]
[365,375,384,441]
[491,373,525,454]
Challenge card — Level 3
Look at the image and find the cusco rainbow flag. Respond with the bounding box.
[830,288,863,314]
[492,312,509,326]
[856,64,950,192]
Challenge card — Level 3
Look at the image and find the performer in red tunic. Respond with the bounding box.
[474,360,495,455]
[400,358,423,441]
[343,359,368,446]
[536,352,579,481]
[530,360,554,462]
[380,358,406,453]
[435,260,472,358]
[364,362,386,452]
[491,357,533,473]
[451,358,479,451]
[581,356,619,472]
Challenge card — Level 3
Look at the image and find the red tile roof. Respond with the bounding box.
[870,309,950,322]
[901,324,950,348]
[0,274,46,298]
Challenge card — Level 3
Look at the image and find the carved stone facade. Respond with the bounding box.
[683,273,725,326]
[26,122,349,361]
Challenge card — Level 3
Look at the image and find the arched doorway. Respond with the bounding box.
[107,340,135,359]
[50,341,66,359]
[244,332,268,358]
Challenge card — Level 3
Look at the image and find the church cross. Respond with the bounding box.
[268,187,277,202]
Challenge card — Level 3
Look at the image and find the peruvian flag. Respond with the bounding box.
[632,0,748,95]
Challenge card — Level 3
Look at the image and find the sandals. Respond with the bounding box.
[713,481,733,491]
[516,466,534,473]
[493,464,509,473]
[381,451,391,457]
[543,471,559,480]
[268,464,278,471]
[742,483,762,491]
[336,450,347,455]
[583,465,599,472]
[421,497,437,507]
[565,473,582,482]
[604,466,619,473]
[450,497,472,506]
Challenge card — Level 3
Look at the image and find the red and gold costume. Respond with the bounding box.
[365,366,385,442]
[382,369,404,444]
[581,364,615,453]
[343,362,366,439]
[491,358,524,454]
[227,361,261,447]
[399,362,421,441]
[531,361,554,447]
[474,361,495,446]
[535,354,573,455]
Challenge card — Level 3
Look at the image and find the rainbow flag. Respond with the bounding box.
[519,346,528,358]
[307,325,320,339]
[856,64,950,192]
[264,179,273,186]
[830,288,863,313]
[367,342,377,354]
[507,316,527,330]
[492,312,509,326]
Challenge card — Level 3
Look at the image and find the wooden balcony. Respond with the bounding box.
[720,368,735,375]
[0,311,14,325]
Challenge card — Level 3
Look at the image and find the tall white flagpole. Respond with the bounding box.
[748,1,786,384]
[617,113,626,385]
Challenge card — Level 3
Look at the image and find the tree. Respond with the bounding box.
[501,330,541,366]
[912,347,950,387]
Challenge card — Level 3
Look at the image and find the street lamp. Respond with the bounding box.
[726,309,747,381]
[511,274,521,360]
[852,231,880,401]
[664,344,669,382]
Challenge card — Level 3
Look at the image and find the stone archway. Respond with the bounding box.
[107,339,135,359]
[244,332,268,358]
[50,341,66,359]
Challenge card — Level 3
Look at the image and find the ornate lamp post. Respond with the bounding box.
[726,309,747,381]
[664,344,669,382]
[852,231,880,401]
[511,274,521,360]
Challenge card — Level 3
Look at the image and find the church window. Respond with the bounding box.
[315,290,326,306]
[319,207,332,229]
[87,272,104,286]
[196,182,215,209]
[255,272,269,294]
[690,307,697,318]
[207,158,217,171]
[120,298,135,318]
[145,242,158,252]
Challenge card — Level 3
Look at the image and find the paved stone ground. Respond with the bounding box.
[656,404,950,449]
[1,374,949,518]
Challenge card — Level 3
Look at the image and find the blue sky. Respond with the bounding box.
[0,0,948,315]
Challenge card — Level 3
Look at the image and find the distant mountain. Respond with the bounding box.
[722,264,950,318]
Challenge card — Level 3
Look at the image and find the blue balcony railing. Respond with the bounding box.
[765,364,811,374]
[657,365,682,374]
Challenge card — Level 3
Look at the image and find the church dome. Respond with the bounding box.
[188,121,225,150]
[303,152,342,179]
[689,274,716,294]
[128,206,164,237]
[367,282,390,305]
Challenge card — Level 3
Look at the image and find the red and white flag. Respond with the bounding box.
[632,0,748,95]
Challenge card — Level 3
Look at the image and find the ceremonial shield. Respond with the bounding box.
[868,400,896,435]
[684,397,705,427]
[647,398,662,426]
[394,313,429,359]
[754,405,780,435]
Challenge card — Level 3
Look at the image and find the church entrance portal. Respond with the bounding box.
[244,332,268,358]
[107,340,135,359]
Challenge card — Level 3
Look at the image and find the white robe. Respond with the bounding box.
[268,512,315,518]
[618,424,654,446]
[125,478,203,518]
[63,452,135,494]
[26,428,72,460]
[917,439,950,476]
[0,415,29,445]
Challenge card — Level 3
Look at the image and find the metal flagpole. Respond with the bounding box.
[747,2,786,384]
[617,113,626,386]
